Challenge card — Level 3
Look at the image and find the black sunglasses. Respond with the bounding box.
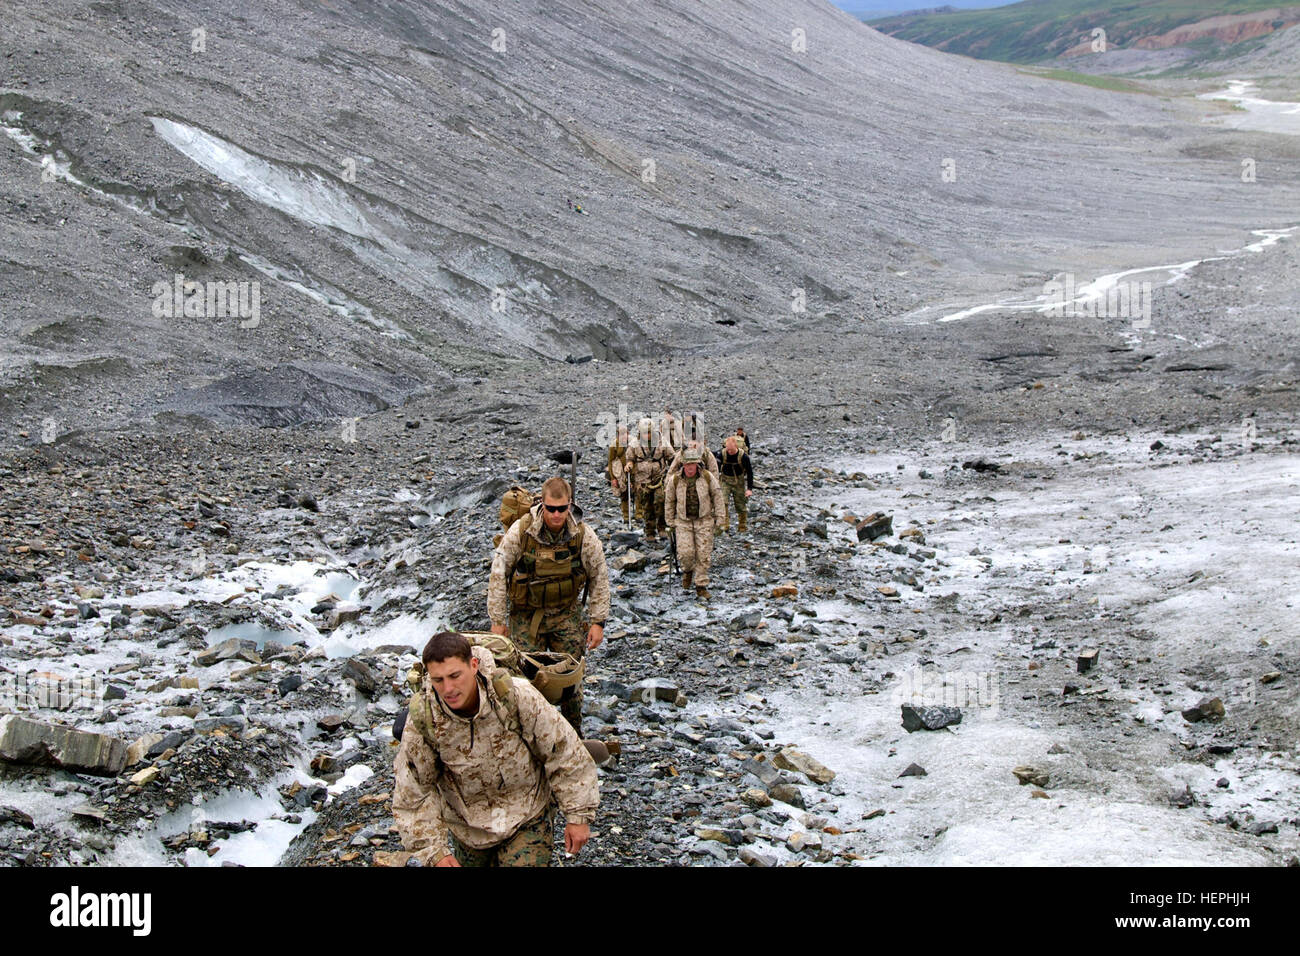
[543,503,570,513]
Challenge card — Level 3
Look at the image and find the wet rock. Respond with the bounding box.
[738,846,777,867]
[148,676,201,692]
[129,766,161,786]
[328,603,364,629]
[962,459,1001,473]
[1181,697,1225,723]
[772,747,836,784]
[787,830,822,853]
[159,705,201,718]
[317,714,348,733]
[310,753,337,774]
[0,716,128,776]
[769,783,806,809]
[372,644,417,657]
[730,610,763,630]
[740,757,782,788]
[278,674,304,696]
[342,659,378,698]
[612,550,648,572]
[195,715,246,735]
[694,827,744,846]
[1077,648,1099,674]
[103,684,128,701]
[1247,821,1278,836]
[77,602,99,620]
[630,678,679,704]
[0,806,35,829]
[901,703,962,732]
[147,732,187,757]
[771,583,799,599]
[1012,765,1050,788]
[741,788,772,808]
[126,733,166,766]
[1168,784,1195,809]
[1260,671,1281,685]
[298,492,320,512]
[195,638,260,667]
[854,512,893,542]
[899,762,927,778]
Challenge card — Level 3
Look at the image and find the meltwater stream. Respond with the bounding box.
[925,226,1297,325]
[1198,80,1300,137]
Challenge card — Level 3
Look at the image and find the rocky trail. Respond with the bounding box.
[1,226,1296,866]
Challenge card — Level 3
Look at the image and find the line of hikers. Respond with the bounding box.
[608,411,753,599]
[392,414,754,866]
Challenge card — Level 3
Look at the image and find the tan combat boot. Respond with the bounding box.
[695,585,710,600]
[738,514,747,533]
[682,570,694,590]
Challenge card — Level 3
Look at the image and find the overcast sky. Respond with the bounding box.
[833,0,1018,17]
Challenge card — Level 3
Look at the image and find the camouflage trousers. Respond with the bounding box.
[612,483,637,524]
[674,518,716,587]
[721,475,747,529]
[635,483,666,538]
[509,604,586,734]
[449,806,556,867]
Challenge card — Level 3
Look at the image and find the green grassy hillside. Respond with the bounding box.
[868,0,1294,63]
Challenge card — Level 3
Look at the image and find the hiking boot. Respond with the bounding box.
[695,586,710,600]
[738,516,747,532]
[681,571,694,590]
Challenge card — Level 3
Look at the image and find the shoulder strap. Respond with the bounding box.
[489,675,533,756]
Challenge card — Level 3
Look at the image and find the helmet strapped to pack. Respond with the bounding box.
[519,650,585,704]
[404,631,584,743]
[495,486,536,547]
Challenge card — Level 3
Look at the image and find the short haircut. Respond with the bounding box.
[541,476,572,500]
[423,630,472,665]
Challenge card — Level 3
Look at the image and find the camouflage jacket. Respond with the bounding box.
[667,445,719,477]
[392,646,600,861]
[665,467,726,525]
[487,503,612,628]
[607,442,628,484]
[624,437,673,490]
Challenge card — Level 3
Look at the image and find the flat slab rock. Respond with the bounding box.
[772,747,836,784]
[0,714,128,776]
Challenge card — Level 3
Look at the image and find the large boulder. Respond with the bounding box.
[0,715,128,776]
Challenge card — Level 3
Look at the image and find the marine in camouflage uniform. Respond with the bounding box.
[625,418,673,541]
[488,480,611,734]
[393,639,598,867]
[607,425,635,524]
[664,448,727,598]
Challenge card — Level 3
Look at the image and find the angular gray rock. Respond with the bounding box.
[0,715,128,776]
[901,703,962,732]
